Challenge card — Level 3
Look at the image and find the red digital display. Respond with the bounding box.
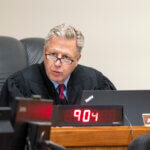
[16,98,53,122]
[73,109,98,122]
[51,105,123,126]
[63,108,118,123]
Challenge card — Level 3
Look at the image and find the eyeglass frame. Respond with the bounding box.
[45,53,74,65]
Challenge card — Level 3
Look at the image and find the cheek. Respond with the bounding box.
[64,64,77,75]
[44,60,52,73]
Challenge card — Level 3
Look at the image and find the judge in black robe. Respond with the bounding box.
[0,24,116,150]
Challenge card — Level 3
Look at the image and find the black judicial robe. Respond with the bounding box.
[0,62,116,106]
[0,62,116,150]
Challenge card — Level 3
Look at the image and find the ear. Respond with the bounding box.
[76,54,81,62]
[74,54,81,67]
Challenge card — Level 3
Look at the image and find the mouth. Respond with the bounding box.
[52,70,62,76]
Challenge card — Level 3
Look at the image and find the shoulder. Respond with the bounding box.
[71,64,116,90]
[73,64,103,78]
[6,63,43,87]
[0,63,46,99]
[21,63,43,82]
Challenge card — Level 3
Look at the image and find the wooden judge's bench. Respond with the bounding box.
[50,126,150,150]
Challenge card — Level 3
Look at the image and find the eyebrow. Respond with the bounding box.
[47,49,75,58]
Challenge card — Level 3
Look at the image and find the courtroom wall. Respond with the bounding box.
[0,0,150,90]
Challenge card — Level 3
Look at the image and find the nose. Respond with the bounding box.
[54,58,61,66]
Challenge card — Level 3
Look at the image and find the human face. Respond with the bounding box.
[43,37,81,84]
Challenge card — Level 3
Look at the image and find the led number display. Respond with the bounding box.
[73,109,98,122]
[51,105,123,126]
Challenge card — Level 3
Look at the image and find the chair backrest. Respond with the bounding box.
[0,36,28,91]
[20,37,44,65]
[0,36,45,93]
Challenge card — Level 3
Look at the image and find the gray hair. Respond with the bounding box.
[45,24,84,53]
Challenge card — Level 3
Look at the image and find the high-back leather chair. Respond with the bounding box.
[0,36,28,92]
[0,36,45,93]
[20,37,44,65]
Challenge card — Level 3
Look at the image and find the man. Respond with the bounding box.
[0,24,115,106]
[0,24,116,149]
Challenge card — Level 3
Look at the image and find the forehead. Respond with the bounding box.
[46,37,78,56]
[47,37,76,49]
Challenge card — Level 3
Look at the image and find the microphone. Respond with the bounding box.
[37,130,66,150]
[37,140,66,150]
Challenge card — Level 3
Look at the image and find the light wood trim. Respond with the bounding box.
[50,126,150,148]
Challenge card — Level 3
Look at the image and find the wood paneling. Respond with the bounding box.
[50,126,150,150]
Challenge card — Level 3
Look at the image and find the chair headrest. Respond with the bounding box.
[20,38,44,65]
[0,36,28,91]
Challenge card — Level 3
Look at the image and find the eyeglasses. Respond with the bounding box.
[45,53,74,65]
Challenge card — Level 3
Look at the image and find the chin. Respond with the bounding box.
[51,77,64,84]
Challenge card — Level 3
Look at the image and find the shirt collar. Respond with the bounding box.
[50,75,70,89]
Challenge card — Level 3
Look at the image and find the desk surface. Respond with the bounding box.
[51,126,150,150]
